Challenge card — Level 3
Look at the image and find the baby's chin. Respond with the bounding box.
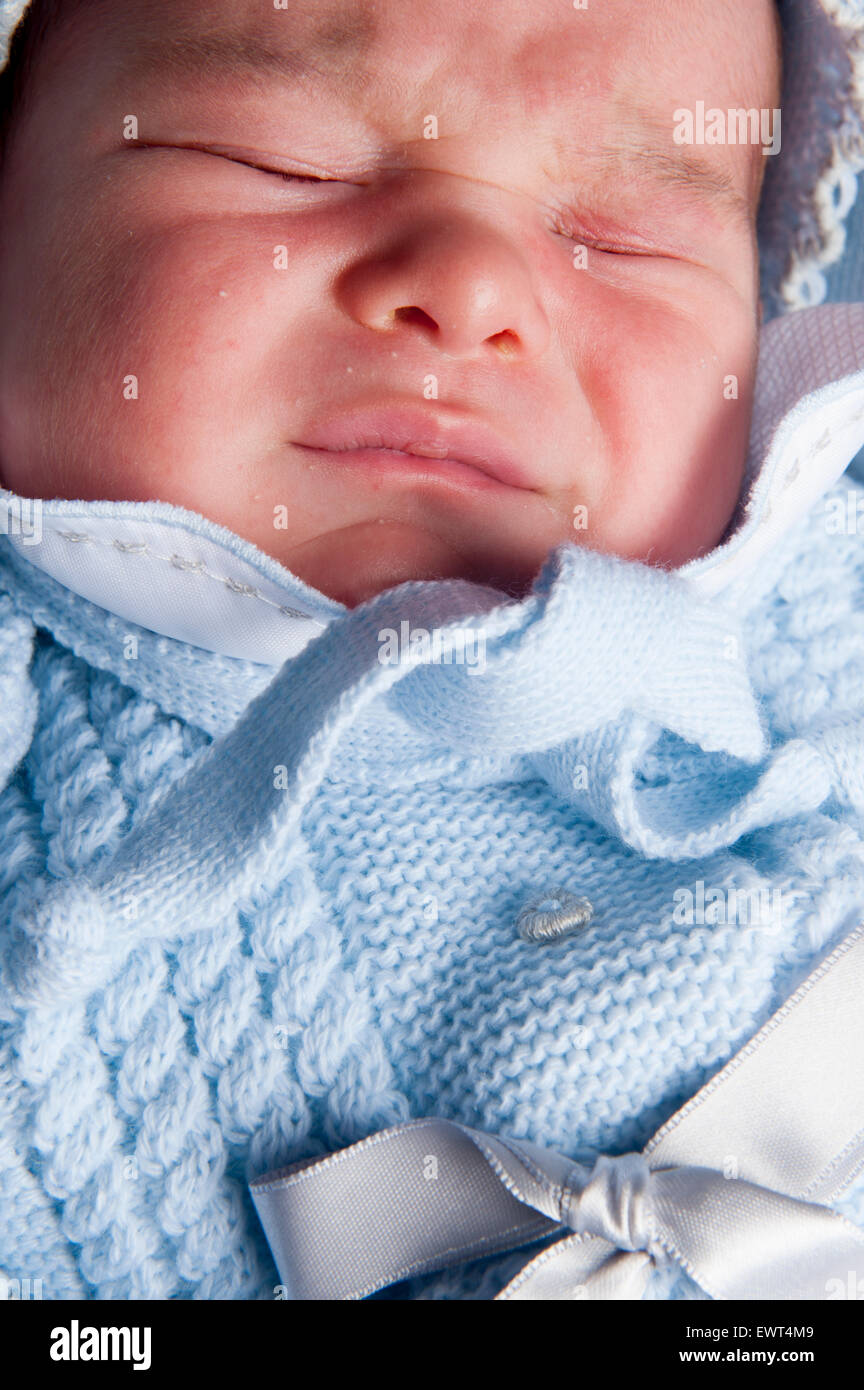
[275,496,743,606]
[282,519,532,607]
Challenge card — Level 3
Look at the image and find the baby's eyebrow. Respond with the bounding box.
[129,24,377,88]
[611,147,753,222]
[553,123,757,227]
[127,28,756,227]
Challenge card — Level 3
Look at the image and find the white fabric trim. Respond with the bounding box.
[0,508,333,663]
[683,381,864,596]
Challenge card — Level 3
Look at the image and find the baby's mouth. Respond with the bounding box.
[293,441,517,491]
[381,441,449,459]
[292,402,536,492]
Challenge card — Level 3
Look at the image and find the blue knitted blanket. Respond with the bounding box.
[2,304,864,1300]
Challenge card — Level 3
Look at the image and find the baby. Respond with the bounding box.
[0,0,781,604]
[2,0,864,1309]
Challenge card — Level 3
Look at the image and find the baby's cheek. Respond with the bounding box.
[1,211,274,500]
[635,373,754,566]
[584,301,756,566]
[1,201,137,492]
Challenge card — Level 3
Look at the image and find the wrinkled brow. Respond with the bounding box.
[552,116,759,227]
[125,20,758,226]
[613,143,755,222]
[128,16,378,86]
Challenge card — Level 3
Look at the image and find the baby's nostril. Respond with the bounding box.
[492,330,519,358]
[393,305,436,329]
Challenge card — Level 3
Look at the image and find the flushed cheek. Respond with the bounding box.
[573,311,755,562]
[21,219,318,495]
[597,387,751,565]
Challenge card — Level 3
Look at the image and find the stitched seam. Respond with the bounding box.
[47,526,319,624]
[250,1118,456,1192]
[645,924,864,1158]
[348,1217,556,1299]
[497,1230,603,1298]
[801,1124,864,1201]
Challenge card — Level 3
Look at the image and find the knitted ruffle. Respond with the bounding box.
[2,484,864,1298]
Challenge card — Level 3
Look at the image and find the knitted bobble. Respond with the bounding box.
[322,1028,411,1150]
[93,939,170,1060]
[0,596,37,797]
[6,883,115,1008]
[0,778,43,923]
[96,676,211,828]
[806,713,864,814]
[25,646,129,879]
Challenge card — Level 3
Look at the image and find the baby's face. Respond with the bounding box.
[0,0,780,605]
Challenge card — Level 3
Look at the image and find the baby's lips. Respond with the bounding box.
[293,399,537,491]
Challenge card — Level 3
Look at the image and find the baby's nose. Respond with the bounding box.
[336,206,550,360]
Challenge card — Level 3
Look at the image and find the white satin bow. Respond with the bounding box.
[250,925,864,1300]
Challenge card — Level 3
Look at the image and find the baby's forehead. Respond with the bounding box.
[20,0,776,233]
[55,0,778,102]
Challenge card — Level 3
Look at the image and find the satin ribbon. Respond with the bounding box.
[250,924,864,1300]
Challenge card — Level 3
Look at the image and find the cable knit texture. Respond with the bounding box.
[2,477,864,1300]
[1,0,864,1305]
